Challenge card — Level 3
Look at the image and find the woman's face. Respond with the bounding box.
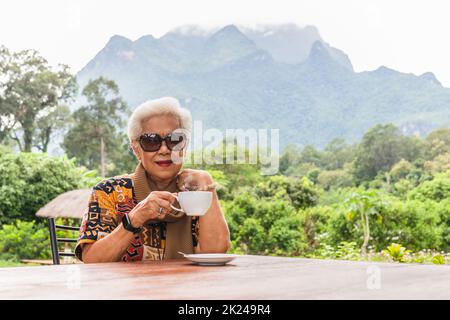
[132,115,185,182]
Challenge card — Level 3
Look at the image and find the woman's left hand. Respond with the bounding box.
[177,169,216,191]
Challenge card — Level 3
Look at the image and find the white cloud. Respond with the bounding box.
[0,0,449,86]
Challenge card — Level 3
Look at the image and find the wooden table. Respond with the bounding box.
[0,255,449,299]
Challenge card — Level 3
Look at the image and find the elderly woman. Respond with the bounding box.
[75,97,230,263]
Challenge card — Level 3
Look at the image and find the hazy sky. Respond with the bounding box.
[1,0,449,86]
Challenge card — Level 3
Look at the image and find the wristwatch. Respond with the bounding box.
[122,214,143,234]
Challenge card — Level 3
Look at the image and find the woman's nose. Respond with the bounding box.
[158,141,170,154]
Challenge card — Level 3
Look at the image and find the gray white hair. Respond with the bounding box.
[127,97,192,142]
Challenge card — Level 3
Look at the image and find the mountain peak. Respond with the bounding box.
[308,41,331,61]
[104,35,133,51]
[240,24,352,70]
[135,34,155,42]
[107,35,132,44]
[210,24,250,42]
[420,72,442,86]
[220,24,241,33]
[206,24,256,52]
[372,65,398,77]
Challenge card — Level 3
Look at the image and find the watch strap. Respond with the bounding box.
[122,214,143,234]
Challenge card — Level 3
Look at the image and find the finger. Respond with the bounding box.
[159,210,169,220]
[151,191,177,200]
[146,192,175,207]
[157,191,178,203]
[152,198,171,212]
[168,193,179,204]
[147,200,171,220]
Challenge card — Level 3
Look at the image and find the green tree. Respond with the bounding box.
[35,104,71,152]
[279,144,302,173]
[353,124,421,183]
[0,46,76,151]
[344,189,386,255]
[389,159,414,182]
[62,77,129,177]
[323,138,357,170]
[425,127,450,159]
[318,169,354,190]
[299,145,324,168]
[424,153,450,174]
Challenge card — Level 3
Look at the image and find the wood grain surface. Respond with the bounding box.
[0,255,449,299]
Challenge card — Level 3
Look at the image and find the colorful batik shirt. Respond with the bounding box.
[75,174,199,262]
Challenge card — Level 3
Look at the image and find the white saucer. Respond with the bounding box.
[180,253,238,266]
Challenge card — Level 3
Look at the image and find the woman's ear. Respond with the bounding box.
[130,140,141,161]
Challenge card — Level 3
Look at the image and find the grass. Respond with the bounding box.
[0,260,41,268]
[0,260,27,267]
[304,249,450,265]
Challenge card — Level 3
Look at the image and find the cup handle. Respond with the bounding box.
[170,196,184,212]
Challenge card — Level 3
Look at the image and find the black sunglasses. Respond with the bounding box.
[137,132,186,152]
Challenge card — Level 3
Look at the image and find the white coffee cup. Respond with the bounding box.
[170,191,212,216]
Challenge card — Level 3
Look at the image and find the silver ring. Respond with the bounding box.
[158,206,163,217]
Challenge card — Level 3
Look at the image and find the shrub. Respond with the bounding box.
[223,191,302,255]
[434,199,450,251]
[268,215,306,256]
[298,205,336,252]
[0,220,51,261]
[232,218,267,254]
[392,179,415,198]
[407,171,450,202]
[432,255,445,265]
[311,241,360,260]
[0,152,89,224]
[255,175,319,209]
[382,243,411,262]
[324,197,445,252]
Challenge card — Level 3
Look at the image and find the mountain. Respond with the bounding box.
[241,23,353,71]
[75,24,450,149]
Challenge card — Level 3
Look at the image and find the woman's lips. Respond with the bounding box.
[155,160,173,167]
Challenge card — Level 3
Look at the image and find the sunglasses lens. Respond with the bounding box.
[139,134,161,152]
[166,133,185,150]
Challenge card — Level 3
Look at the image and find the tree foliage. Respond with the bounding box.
[0,46,76,151]
[62,77,133,177]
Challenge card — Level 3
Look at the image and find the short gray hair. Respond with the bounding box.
[127,97,192,142]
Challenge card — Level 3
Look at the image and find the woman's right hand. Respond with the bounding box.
[128,191,178,227]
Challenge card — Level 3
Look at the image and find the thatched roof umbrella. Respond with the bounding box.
[36,189,91,219]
